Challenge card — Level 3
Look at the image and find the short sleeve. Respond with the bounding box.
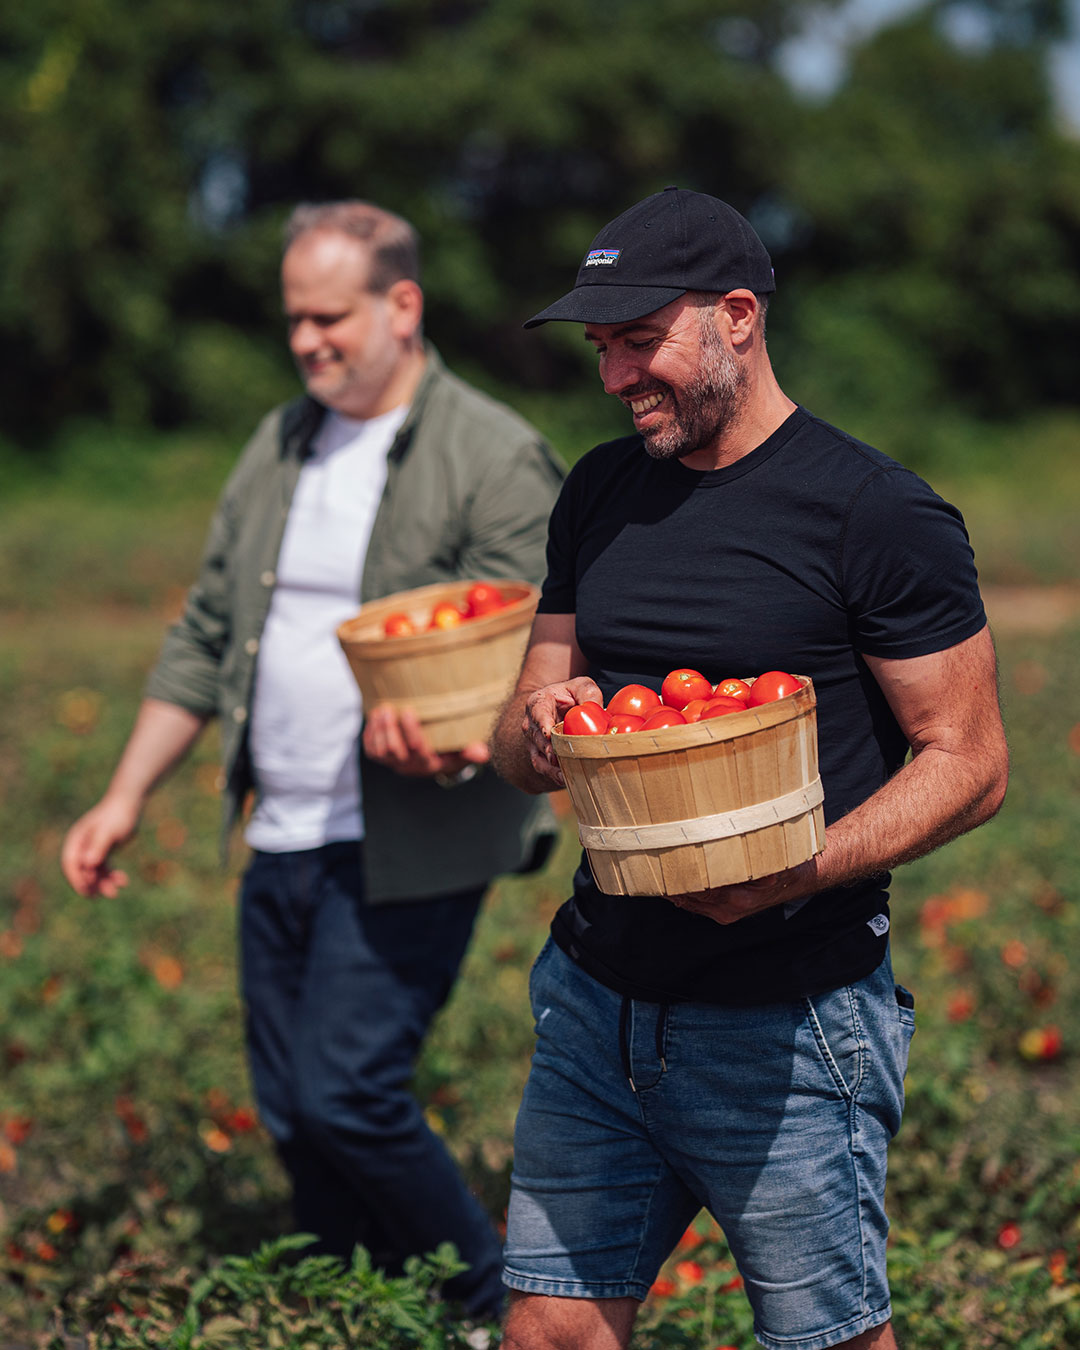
[841,466,986,659]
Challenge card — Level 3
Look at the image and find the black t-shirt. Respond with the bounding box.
[538,407,986,1005]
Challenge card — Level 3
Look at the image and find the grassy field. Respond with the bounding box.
[1,421,1079,1347]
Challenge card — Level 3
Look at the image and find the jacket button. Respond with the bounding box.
[245,638,259,655]
[232,706,248,724]
[260,570,275,587]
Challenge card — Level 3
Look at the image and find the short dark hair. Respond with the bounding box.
[283,201,421,292]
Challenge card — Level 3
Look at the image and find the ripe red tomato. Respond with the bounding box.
[682,698,712,723]
[428,600,467,630]
[699,695,746,719]
[747,671,802,707]
[607,713,646,734]
[607,684,662,718]
[640,707,687,731]
[660,668,714,710]
[383,612,416,638]
[562,701,611,735]
[714,677,752,703]
[464,582,505,618]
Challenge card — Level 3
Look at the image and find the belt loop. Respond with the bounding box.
[656,1003,668,1073]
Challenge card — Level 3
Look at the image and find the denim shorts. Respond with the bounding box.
[503,939,916,1350]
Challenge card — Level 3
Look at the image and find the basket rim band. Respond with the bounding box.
[577,777,824,851]
[366,675,516,721]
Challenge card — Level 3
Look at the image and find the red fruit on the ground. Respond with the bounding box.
[997,1221,1022,1250]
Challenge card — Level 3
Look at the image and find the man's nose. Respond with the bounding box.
[599,350,640,398]
[289,320,324,356]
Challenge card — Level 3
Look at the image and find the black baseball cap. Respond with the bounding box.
[524,186,775,328]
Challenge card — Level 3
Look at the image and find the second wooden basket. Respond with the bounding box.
[337,580,539,752]
[550,676,825,896]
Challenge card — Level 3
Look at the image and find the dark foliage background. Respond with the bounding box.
[1,0,1078,463]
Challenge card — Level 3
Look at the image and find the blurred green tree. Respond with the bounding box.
[0,0,1077,449]
[771,2,1080,453]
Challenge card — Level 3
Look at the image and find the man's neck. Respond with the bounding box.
[336,345,428,421]
[679,375,797,473]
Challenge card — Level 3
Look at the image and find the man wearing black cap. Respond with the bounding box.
[490,188,1008,1350]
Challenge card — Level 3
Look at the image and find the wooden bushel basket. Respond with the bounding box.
[336,580,539,753]
[550,676,825,896]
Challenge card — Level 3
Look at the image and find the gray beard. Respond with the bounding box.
[640,324,748,462]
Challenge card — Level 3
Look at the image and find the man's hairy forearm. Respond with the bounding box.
[813,738,1008,896]
[489,692,552,794]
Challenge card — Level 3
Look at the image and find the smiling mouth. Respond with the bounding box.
[303,356,337,375]
[629,392,664,415]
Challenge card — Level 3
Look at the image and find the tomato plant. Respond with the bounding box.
[607,713,646,734]
[660,668,713,710]
[608,684,662,718]
[464,582,506,617]
[747,670,801,706]
[641,707,687,730]
[562,701,611,735]
[714,677,751,703]
[382,612,416,638]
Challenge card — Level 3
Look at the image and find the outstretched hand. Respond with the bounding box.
[60,797,140,898]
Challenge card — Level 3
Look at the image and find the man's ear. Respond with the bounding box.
[719,290,759,346]
[386,278,424,341]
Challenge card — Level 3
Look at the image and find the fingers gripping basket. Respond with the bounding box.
[336,580,539,753]
[550,677,825,896]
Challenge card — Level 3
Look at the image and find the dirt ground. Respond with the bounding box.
[982,584,1080,635]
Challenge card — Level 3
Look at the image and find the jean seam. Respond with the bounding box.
[806,987,873,1314]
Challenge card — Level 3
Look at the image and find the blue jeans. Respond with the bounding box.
[239,841,503,1318]
[505,940,916,1350]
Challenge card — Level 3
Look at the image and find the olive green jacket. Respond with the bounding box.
[146,347,565,901]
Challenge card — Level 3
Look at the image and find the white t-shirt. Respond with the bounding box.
[245,405,408,852]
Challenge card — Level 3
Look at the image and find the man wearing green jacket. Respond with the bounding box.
[60,200,564,1319]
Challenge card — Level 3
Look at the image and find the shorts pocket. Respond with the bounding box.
[804,985,863,1101]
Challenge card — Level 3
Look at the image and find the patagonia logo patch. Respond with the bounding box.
[867,914,890,937]
[584,248,621,268]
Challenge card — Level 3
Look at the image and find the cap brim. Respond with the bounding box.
[523,284,687,328]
